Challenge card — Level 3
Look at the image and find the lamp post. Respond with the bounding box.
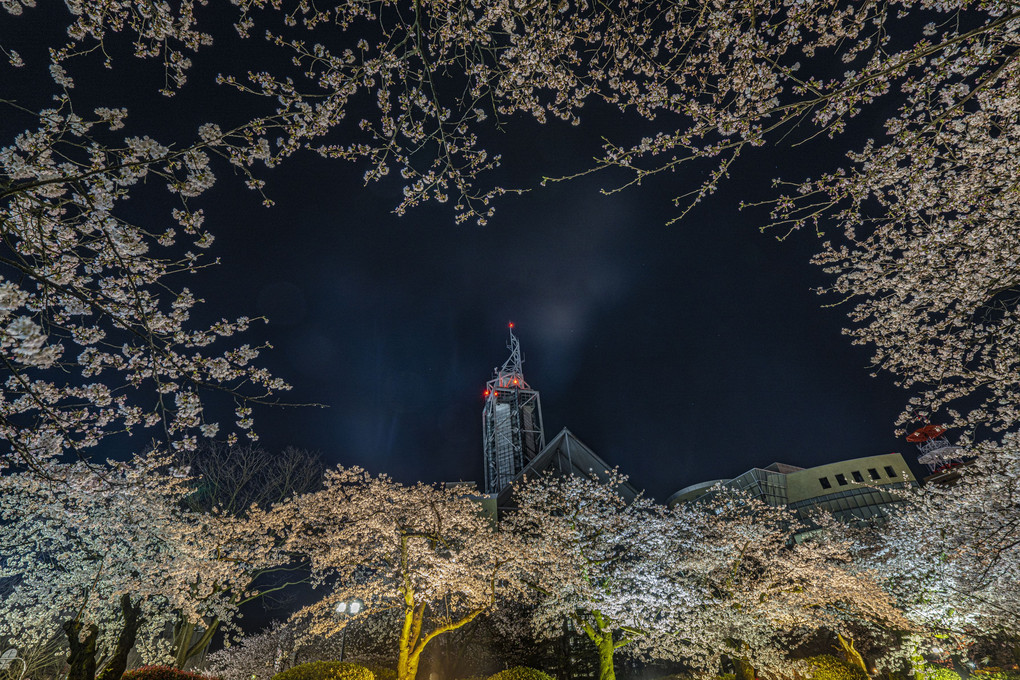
[334,598,364,663]
[0,649,26,680]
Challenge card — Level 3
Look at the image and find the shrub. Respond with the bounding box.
[271,662,375,680]
[975,669,1020,680]
[805,656,868,680]
[123,667,219,680]
[487,668,555,680]
[924,669,961,680]
[358,667,396,680]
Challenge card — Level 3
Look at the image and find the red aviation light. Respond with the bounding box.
[508,321,514,329]
[512,378,519,385]
[483,389,490,397]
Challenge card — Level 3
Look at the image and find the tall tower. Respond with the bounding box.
[482,323,545,494]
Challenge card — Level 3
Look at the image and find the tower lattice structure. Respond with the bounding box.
[482,324,545,494]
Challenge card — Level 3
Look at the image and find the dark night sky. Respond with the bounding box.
[3,8,919,501]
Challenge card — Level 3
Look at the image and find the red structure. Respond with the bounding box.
[907,423,966,475]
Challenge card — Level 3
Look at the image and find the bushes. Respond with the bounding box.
[487,668,555,680]
[975,670,1020,680]
[270,662,375,680]
[358,667,396,680]
[924,669,962,680]
[805,655,869,680]
[123,668,219,680]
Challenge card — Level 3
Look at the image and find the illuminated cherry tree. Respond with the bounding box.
[0,2,299,473]
[505,472,707,680]
[277,468,528,680]
[0,454,288,679]
[874,434,1020,651]
[4,0,1017,449]
[205,620,355,680]
[671,493,908,678]
[508,474,906,680]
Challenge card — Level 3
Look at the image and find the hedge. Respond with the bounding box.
[271,661,375,680]
[924,669,962,680]
[358,667,396,680]
[805,655,869,680]
[487,668,556,680]
[122,667,219,680]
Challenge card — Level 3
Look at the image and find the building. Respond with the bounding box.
[480,326,637,515]
[479,325,922,528]
[666,454,918,535]
[482,324,546,494]
[494,427,639,514]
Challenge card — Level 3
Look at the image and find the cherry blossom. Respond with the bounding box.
[0,453,288,676]
[276,468,530,680]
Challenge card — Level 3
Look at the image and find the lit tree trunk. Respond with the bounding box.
[596,633,616,680]
[172,615,220,669]
[64,619,99,680]
[97,595,143,680]
[397,599,426,680]
[725,639,755,680]
[579,613,617,680]
[733,658,755,680]
[836,634,868,676]
[392,535,494,680]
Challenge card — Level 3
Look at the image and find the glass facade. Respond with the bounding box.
[787,483,908,526]
[725,468,788,506]
[667,454,919,538]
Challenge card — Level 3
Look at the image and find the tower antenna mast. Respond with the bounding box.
[481,323,545,493]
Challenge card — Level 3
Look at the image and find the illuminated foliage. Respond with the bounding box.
[270,661,374,680]
[0,454,289,670]
[274,468,529,680]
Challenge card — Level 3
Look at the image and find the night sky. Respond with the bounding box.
[3,9,919,501]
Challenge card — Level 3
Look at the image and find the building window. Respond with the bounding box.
[884,465,897,478]
[819,477,832,489]
[836,473,848,486]
[868,468,880,480]
[852,470,864,483]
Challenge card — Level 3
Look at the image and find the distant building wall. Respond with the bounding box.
[666,453,918,535]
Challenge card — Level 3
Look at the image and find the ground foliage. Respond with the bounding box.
[121,666,221,680]
[270,661,374,680]
[805,655,870,680]
[485,667,556,680]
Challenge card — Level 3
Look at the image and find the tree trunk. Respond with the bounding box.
[173,617,196,668]
[733,657,755,680]
[173,616,219,669]
[596,633,616,680]
[397,641,422,680]
[64,619,99,680]
[949,655,970,680]
[836,634,868,676]
[397,603,424,680]
[96,595,143,680]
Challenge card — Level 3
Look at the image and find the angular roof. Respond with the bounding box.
[496,427,640,513]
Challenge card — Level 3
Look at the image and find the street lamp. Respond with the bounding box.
[0,649,26,680]
[334,598,364,662]
[334,598,363,616]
